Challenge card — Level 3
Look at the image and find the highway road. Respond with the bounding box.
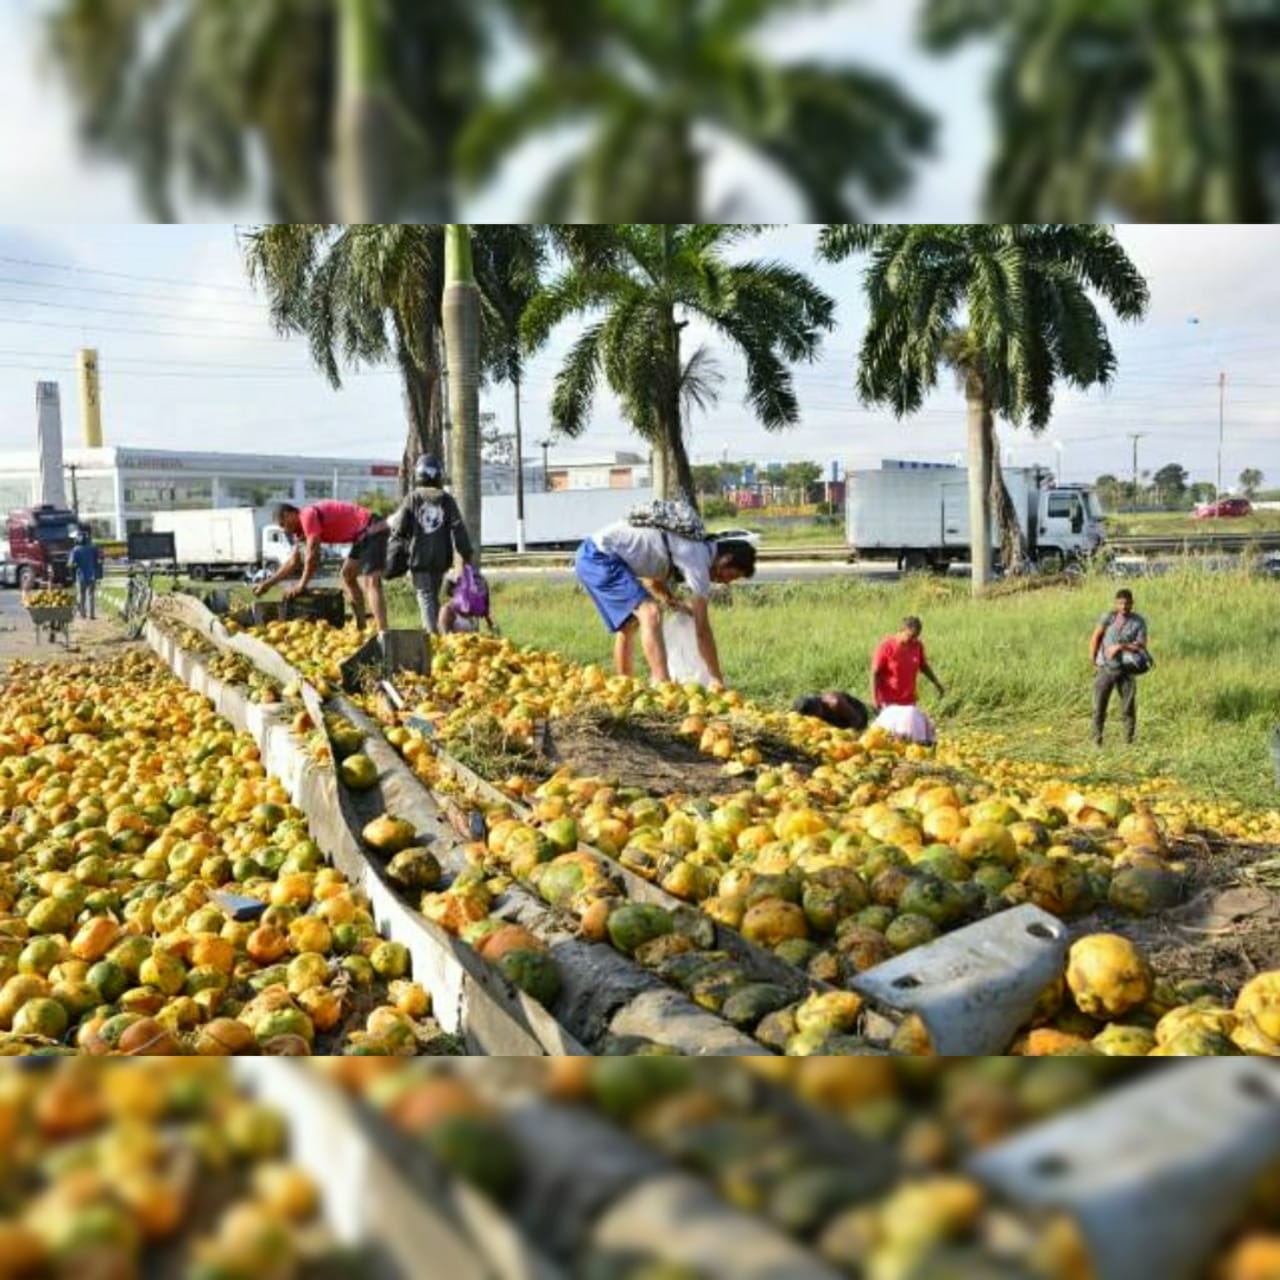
[483,559,907,586]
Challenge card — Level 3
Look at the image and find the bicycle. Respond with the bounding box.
[120,560,180,640]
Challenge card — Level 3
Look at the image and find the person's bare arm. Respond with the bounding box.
[1089,624,1106,664]
[921,661,944,697]
[690,596,725,687]
[253,546,301,596]
[285,538,321,597]
[642,577,690,614]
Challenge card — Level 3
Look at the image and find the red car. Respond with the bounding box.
[1192,497,1252,520]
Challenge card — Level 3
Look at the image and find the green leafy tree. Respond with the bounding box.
[1239,467,1264,498]
[242,224,446,487]
[921,0,1280,221]
[1189,481,1218,505]
[1153,462,1189,508]
[473,226,550,552]
[692,464,729,497]
[44,0,483,219]
[818,224,1149,593]
[463,0,934,219]
[242,224,515,490]
[524,225,835,505]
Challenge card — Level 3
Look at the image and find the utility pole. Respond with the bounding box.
[537,438,554,492]
[64,462,80,515]
[1217,371,1226,516]
[1127,433,1145,511]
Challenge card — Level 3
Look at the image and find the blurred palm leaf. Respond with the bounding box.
[921,0,1280,221]
[44,0,485,219]
[466,0,934,219]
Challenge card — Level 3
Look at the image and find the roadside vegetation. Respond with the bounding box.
[409,565,1280,816]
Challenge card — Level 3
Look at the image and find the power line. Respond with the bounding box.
[0,253,255,295]
[0,274,265,312]
[0,294,267,329]
[0,314,294,343]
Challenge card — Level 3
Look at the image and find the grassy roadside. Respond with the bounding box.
[408,566,1280,815]
[1105,509,1280,537]
[706,518,845,547]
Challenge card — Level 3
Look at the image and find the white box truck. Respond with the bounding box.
[481,485,653,550]
[152,507,283,580]
[845,462,1105,573]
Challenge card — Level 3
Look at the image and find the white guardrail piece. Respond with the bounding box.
[851,903,1070,1055]
[232,1062,520,1280]
[970,1059,1280,1280]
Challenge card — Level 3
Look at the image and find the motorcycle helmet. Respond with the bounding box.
[415,455,443,486]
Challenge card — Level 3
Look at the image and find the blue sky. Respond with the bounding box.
[0,223,1277,491]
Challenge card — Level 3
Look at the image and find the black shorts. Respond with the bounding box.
[347,524,389,576]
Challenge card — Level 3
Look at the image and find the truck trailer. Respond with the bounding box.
[845,462,1105,574]
[151,507,282,580]
[481,486,652,550]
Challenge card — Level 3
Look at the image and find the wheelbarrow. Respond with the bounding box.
[25,603,75,646]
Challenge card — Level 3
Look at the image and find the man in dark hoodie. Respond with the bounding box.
[389,456,475,633]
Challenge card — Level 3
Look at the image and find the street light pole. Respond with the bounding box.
[537,438,554,492]
[1127,433,1145,511]
[1217,371,1226,516]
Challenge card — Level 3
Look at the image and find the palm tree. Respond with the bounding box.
[444,227,484,559]
[817,225,1149,594]
[524,225,835,505]
[43,0,483,220]
[920,0,1280,221]
[242,224,448,484]
[473,227,550,553]
[462,1,934,219]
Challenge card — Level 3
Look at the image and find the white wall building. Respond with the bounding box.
[0,445,402,539]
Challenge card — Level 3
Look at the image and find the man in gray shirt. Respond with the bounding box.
[1088,588,1149,745]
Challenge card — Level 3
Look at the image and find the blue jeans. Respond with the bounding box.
[77,579,97,620]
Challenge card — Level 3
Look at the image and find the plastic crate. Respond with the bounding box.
[248,591,346,629]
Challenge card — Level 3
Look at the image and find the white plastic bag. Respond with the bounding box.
[663,611,715,686]
[873,703,936,745]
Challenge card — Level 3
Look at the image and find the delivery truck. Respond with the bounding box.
[845,461,1105,574]
[152,507,288,579]
[481,485,653,550]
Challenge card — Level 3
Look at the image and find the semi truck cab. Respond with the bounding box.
[5,505,83,589]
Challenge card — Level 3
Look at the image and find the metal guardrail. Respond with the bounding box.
[481,532,1280,570]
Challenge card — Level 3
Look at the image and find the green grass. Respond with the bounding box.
[406,566,1280,814]
[707,517,845,547]
[1105,509,1280,538]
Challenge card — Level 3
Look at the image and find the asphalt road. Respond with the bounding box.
[0,583,125,664]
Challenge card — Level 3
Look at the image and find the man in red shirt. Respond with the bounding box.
[253,499,390,632]
[871,615,944,710]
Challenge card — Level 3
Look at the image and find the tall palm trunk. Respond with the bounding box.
[444,225,482,563]
[395,315,444,494]
[336,0,392,222]
[512,373,527,554]
[658,292,698,506]
[987,415,1031,573]
[964,368,993,595]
